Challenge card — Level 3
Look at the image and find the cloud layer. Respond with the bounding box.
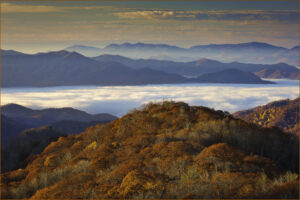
[1,2,124,13]
[1,80,298,117]
[2,2,298,52]
[114,10,299,22]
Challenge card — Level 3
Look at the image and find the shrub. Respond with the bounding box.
[273,171,299,186]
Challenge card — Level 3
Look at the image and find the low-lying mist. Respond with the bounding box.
[1,80,298,116]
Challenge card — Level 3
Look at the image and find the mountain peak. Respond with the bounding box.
[1,49,26,56]
[240,41,285,49]
[290,45,299,50]
[2,103,32,110]
[195,58,220,65]
[191,41,286,50]
[34,50,87,59]
[2,101,298,199]
[104,42,182,50]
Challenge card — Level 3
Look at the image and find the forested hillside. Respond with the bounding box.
[1,102,298,199]
[234,98,299,135]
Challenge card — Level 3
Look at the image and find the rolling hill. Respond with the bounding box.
[1,101,298,199]
[65,42,299,66]
[233,98,299,135]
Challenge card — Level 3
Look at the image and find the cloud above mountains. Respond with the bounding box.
[2,1,298,52]
[1,2,131,13]
[114,10,299,22]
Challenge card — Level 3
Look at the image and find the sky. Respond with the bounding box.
[1,1,299,53]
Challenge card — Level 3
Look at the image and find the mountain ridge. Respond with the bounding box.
[2,50,274,87]
[63,41,298,65]
[93,54,298,79]
[2,103,117,127]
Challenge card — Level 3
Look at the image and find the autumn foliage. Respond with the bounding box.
[1,101,299,199]
[234,98,299,135]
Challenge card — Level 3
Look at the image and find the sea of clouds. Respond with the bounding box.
[1,79,298,116]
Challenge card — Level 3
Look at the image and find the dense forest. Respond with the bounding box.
[1,101,298,199]
[234,98,299,135]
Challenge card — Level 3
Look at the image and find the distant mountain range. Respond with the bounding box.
[1,49,25,56]
[65,42,299,66]
[234,98,299,135]
[1,50,276,87]
[94,55,299,79]
[195,69,273,84]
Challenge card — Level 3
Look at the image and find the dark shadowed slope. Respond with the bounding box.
[2,126,65,173]
[234,98,299,135]
[49,120,112,134]
[1,115,30,148]
[1,102,298,199]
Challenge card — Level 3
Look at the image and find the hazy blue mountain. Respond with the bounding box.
[189,59,299,79]
[275,46,299,67]
[1,50,186,87]
[65,43,185,58]
[94,55,299,79]
[65,42,298,66]
[1,49,25,56]
[2,50,274,87]
[104,42,184,52]
[65,45,103,56]
[290,45,299,50]
[66,45,102,51]
[190,42,286,51]
[194,69,273,84]
[2,103,117,127]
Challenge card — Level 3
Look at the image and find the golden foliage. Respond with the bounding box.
[1,101,298,199]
